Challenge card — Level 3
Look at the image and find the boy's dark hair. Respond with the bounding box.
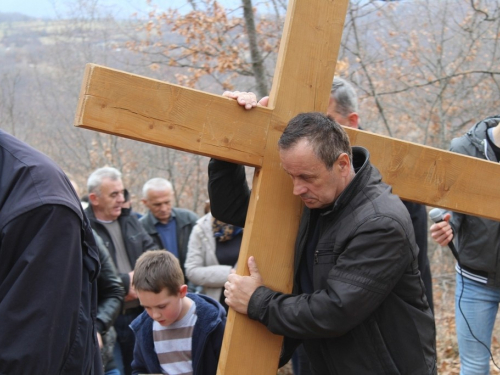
[133,250,185,295]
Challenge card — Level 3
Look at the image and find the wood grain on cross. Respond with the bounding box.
[74,0,500,374]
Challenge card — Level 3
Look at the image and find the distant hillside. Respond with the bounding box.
[0,12,38,23]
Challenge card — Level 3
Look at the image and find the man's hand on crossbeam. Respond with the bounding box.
[224,256,263,314]
[223,91,269,110]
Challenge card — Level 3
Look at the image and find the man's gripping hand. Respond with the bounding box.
[224,256,263,314]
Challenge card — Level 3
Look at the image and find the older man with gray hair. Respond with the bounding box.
[85,166,157,375]
[140,177,198,281]
[327,76,359,128]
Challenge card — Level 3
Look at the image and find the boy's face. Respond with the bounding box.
[137,285,188,327]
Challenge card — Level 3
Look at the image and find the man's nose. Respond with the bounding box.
[292,181,306,196]
[117,193,125,203]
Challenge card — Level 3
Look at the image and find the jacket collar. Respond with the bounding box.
[149,209,177,226]
[321,146,373,216]
[85,204,124,224]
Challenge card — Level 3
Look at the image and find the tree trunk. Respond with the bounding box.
[242,0,269,97]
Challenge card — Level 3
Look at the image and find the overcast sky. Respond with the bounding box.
[1,0,246,19]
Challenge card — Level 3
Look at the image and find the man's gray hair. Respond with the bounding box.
[330,77,358,117]
[142,178,173,199]
[87,167,122,195]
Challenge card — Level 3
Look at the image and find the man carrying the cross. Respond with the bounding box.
[212,94,437,374]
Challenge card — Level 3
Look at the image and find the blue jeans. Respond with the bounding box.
[112,342,124,375]
[455,273,500,375]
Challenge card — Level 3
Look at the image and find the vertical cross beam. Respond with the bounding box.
[216,2,349,374]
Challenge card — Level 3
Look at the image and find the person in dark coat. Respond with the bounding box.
[217,83,435,375]
[211,97,437,374]
[0,129,102,374]
[85,167,157,375]
[93,230,125,375]
[328,77,433,312]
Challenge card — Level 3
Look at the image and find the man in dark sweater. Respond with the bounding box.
[0,130,102,374]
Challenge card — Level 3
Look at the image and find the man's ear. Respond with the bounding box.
[337,153,351,174]
[347,112,359,128]
[141,198,149,208]
[179,284,188,298]
[89,192,99,206]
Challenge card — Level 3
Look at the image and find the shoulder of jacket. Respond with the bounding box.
[138,211,154,225]
[450,132,482,157]
[174,207,197,216]
[173,207,199,223]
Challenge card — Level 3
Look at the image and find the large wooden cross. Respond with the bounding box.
[74,0,500,374]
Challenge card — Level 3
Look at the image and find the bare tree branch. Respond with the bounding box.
[470,0,499,21]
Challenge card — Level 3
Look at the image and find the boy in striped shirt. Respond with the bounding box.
[130,250,226,375]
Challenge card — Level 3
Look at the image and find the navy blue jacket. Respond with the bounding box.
[130,293,226,375]
[0,130,102,374]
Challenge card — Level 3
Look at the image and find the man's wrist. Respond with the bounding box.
[248,285,273,321]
